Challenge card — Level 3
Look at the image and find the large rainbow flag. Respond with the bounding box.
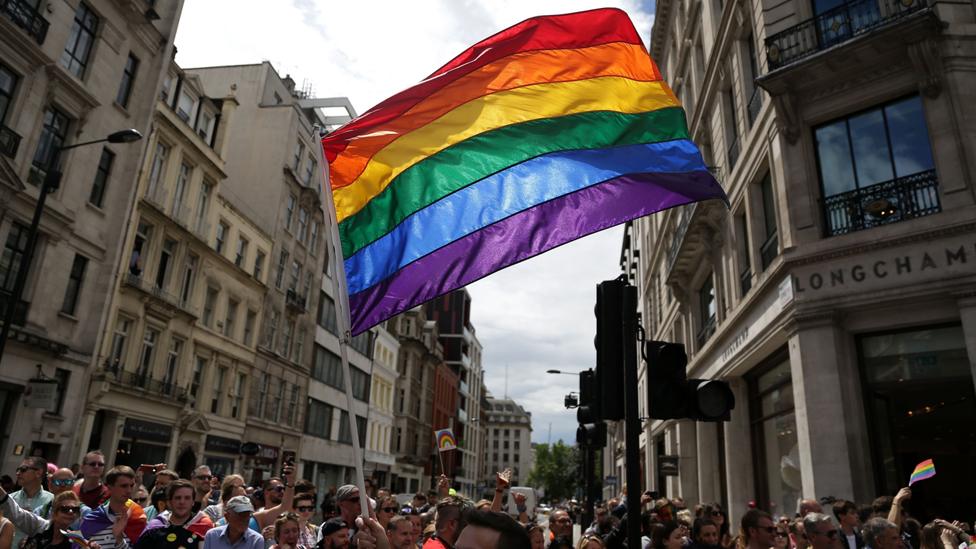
[323,8,726,334]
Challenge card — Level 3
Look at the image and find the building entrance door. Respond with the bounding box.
[859,324,975,522]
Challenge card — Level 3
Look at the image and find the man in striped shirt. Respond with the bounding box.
[80,466,148,549]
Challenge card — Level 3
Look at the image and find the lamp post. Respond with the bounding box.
[0,129,143,364]
[546,369,581,376]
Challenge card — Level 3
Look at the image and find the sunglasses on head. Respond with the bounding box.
[58,506,81,515]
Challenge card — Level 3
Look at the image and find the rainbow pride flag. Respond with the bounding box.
[323,8,726,334]
[436,428,457,452]
[908,458,935,485]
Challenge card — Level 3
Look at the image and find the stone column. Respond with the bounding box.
[723,378,754,525]
[787,312,856,500]
[677,420,699,501]
[76,408,97,464]
[103,413,123,467]
[696,421,721,505]
[956,292,976,391]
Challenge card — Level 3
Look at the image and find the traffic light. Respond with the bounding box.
[646,341,735,421]
[576,369,607,448]
[594,279,627,421]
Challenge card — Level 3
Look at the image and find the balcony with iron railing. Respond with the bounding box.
[666,203,697,274]
[822,169,940,237]
[1,0,49,44]
[285,288,307,312]
[103,361,188,401]
[0,124,21,158]
[765,0,928,71]
[124,272,187,312]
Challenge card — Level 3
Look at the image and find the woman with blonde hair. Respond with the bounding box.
[577,533,607,549]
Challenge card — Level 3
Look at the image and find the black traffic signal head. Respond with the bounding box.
[576,422,607,448]
[576,369,600,423]
[594,280,627,421]
[646,341,735,421]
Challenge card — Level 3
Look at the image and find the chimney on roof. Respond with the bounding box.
[283,74,296,93]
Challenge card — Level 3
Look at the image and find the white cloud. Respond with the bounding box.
[175,0,654,444]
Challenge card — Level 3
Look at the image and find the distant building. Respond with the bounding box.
[366,324,399,488]
[484,394,533,486]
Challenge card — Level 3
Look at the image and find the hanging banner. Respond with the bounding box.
[25,379,59,409]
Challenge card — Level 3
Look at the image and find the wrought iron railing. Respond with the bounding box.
[822,169,940,236]
[0,124,21,158]
[666,203,697,273]
[766,0,928,71]
[103,361,188,400]
[286,288,307,312]
[1,0,49,44]
[124,272,184,310]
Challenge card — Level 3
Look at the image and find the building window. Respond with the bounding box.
[163,338,183,391]
[250,371,266,418]
[51,369,70,415]
[136,327,159,380]
[297,208,309,244]
[60,253,88,315]
[196,110,215,144]
[146,142,168,199]
[116,53,139,107]
[286,384,299,426]
[736,213,752,296]
[253,250,265,281]
[243,310,256,346]
[60,3,98,78]
[129,220,151,274]
[293,142,304,171]
[725,88,739,170]
[88,148,114,207]
[304,154,315,184]
[266,377,283,421]
[338,412,367,446]
[235,237,248,268]
[202,287,218,327]
[275,250,288,289]
[215,221,228,254]
[211,366,226,414]
[351,367,371,401]
[749,353,799,515]
[759,174,778,269]
[292,327,304,364]
[309,221,320,256]
[176,88,196,123]
[155,238,176,290]
[190,356,205,407]
[697,274,716,348]
[172,163,191,217]
[305,398,332,439]
[232,373,245,419]
[195,180,212,234]
[108,317,132,371]
[284,194,296,231]
[312,344,343,389]
[290,260,301,291]
[815,95,938,236]
[280,320,293,357]
[224,298,238,338]
[0,65,16,124]
[1,222,30,293]
[30,107,70,183]
[264,309,279,349]
[179,253,197,306]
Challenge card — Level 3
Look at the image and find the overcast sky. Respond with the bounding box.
[175,0,656,446]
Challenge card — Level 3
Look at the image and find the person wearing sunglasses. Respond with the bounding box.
[740,509,777,549]
[376,497,399,530]
[804,514,843,549]
[0,486,101,549]
[35,469,91,524]
[10,457,53,549]
[291,493,318,549]
[75,451,111,510]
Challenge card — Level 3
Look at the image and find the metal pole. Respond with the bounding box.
[0,169,60,363]
[623,284,641,549]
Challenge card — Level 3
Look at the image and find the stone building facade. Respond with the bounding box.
[621,0,976,524]
[0,0,182,473]
[83,61,272,478]
[483,395,533,487]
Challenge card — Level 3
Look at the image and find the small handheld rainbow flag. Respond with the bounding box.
[61,530,91,548]
[435,428,457,452]
[908,458,935,486]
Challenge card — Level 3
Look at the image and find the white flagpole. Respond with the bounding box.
[314,128,371,523]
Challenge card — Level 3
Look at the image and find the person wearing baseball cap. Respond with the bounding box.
[204,496,263,549]
[318,518,349,549]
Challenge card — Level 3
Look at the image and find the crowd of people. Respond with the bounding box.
[0,453,972,549]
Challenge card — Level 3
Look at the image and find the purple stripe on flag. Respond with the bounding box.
[347,170,723,334]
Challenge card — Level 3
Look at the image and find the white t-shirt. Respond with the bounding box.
[847,533,857,549]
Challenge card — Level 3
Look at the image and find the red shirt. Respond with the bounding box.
[423,536,453,549]
[73,482,110,509]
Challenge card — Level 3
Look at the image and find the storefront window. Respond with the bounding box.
[859,324,975,522]
[750,355,801,518]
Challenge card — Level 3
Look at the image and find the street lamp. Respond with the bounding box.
[546,369,581,375]
[0,129,144,363]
